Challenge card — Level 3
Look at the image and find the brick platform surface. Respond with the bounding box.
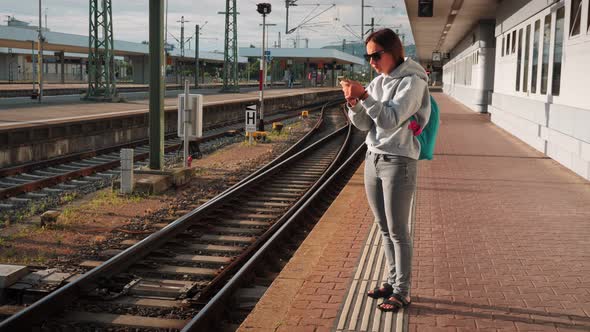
[238,92,590,332]
[408,93,590,332]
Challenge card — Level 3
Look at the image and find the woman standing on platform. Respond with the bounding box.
[340,28,430,312]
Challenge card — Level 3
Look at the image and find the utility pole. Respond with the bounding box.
[260,23,276,88]
[149,0,165,170]
[369,17,375,81]
[195,24,199,87]
[177,16,189,57]
[261,23,276,52]
[177,16,189,84]
[342,39,346,51]
[165,0,168,46]
[285,1,297,34]
[257,3,271,131]
[44,7,47,31]
[361,0,364,42]
[219,0,239,92]
[31,41,36,97]
[278,31,281,48]
[260,9,267,130]
[86,0,118,101]
[37,0,44,102]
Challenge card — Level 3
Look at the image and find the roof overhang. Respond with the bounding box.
[239,47,364,66]
[0,26,246,63]
[404,0,497,64]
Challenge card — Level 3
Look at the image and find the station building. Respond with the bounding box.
[239,47,364,88]
[0,18,363,89]
[407,0,590,180]
[0,18,246,85]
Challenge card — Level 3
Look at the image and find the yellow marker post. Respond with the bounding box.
[272,122,284,134]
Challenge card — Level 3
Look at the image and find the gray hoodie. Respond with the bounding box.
[348,57,430,160]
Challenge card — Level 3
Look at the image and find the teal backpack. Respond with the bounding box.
[414,95,439,160]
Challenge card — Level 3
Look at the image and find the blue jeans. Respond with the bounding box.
[364,151,417,297]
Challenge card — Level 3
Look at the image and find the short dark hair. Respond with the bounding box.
[365,28,405,66]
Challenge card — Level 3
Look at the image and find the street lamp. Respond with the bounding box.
[257,3,271,132]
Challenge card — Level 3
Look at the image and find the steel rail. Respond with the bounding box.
[0,99,340,200]
[185,126,367,331]
[0,102,348,331]
[192,106,351,302]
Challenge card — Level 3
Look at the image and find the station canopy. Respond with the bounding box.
[404,0,497,64]
[0,25,245,63]
[239,47,364,66]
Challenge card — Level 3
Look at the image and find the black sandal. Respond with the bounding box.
[377,293,411,312]
[367,283,393,299]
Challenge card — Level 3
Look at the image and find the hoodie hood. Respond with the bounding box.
[384,57,428,82]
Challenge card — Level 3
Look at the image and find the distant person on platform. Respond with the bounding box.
[340,28,430,312]
[288,71,294,88]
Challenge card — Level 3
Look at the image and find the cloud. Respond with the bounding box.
[1,0,414,51]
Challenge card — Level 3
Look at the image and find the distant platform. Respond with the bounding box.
[0,87,339,131]
[0,82,291,98]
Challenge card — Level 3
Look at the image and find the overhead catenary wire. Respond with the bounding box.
[287,2,335,34]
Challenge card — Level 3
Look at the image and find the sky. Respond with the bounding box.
[1,0,414,52]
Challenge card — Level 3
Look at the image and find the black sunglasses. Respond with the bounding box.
[364,50,387,62]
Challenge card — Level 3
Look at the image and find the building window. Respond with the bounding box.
[531,20,540,93]
[541,14,552,95]
[506,33,511,54]
[512,30,516,53]
[516,28,523,91]
[501,37,505,56]
[523,25,530,93]
[570,0,582,36]
[553,7,565,96]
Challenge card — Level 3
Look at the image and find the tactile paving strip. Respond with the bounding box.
[335,193,415,332]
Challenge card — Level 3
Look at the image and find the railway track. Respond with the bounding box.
[0,100,336,222]
[0,102,367,331]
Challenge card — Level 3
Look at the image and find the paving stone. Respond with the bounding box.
[237,92,590,332]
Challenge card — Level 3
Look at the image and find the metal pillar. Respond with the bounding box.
[37,0,44,102]
[31,41,37,97]
[369,17,375,81]
[195,24,199,87]
[86,0,117,100]
[149,0,165,170]
[221,0,239,92]
[258,12,267,131]
[285,0,297,34]
[178,16,187,57]
[177,16,189,84]
[60,51,65,83]
[361,0,364,42]
[331,61,336,87]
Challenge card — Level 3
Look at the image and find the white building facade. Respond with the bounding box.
[441,0,590,180]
